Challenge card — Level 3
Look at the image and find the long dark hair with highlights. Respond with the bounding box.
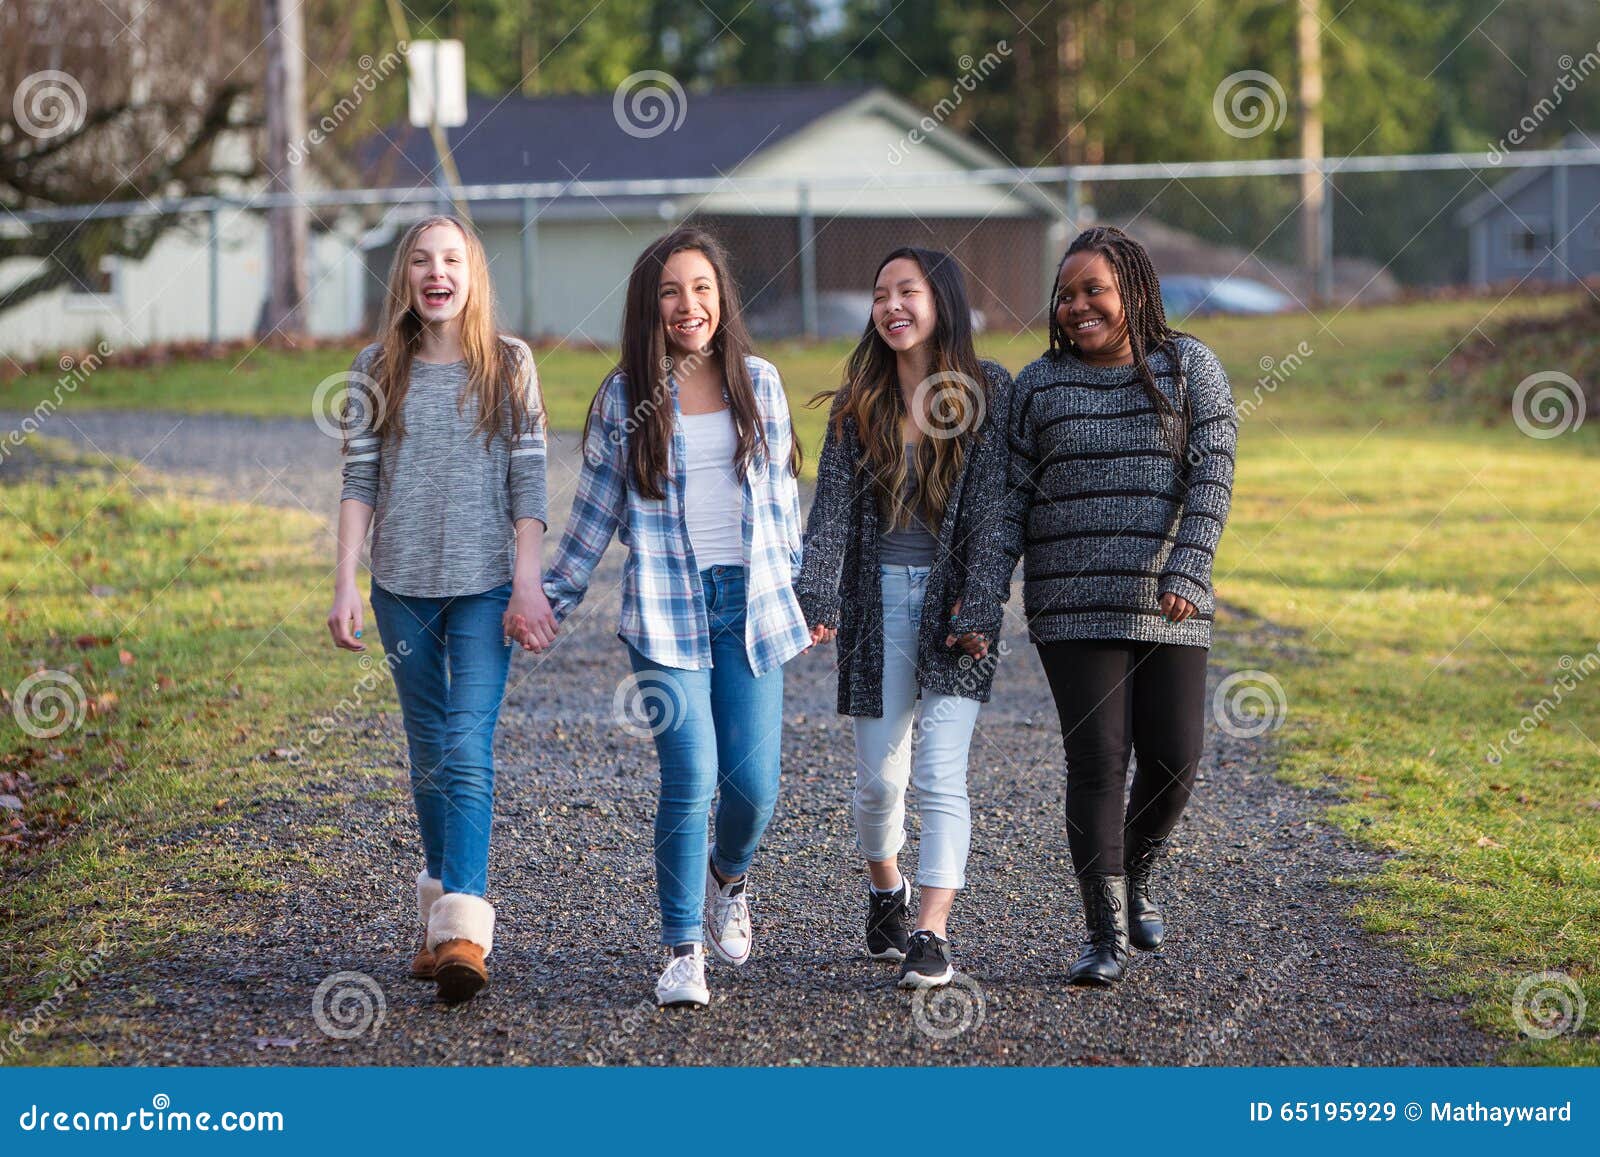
[816,247,987,530]
[585,226,798,499]
[1048,225,1189,457]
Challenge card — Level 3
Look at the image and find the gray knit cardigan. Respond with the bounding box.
[794,359,1018,718]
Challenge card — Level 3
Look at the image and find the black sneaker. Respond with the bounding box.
[865,878,911,961]
[898,929,955,989]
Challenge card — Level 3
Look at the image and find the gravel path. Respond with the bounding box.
[6,411,1501,1066]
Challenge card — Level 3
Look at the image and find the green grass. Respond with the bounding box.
[3,292,1597,1063]
[0,439,404,1063]
[1198,294,1599,1064]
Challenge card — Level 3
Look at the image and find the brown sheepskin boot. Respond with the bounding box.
[410,870,444,980]
[426,892,495,1004]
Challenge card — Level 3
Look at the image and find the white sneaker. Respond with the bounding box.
[655,945,710,1007]
[704,861,753,966]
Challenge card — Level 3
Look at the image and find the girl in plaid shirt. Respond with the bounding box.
[543,227,809,1008]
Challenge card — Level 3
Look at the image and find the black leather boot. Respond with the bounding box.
[1068,874,1131,985]
[1124,832,1170,951]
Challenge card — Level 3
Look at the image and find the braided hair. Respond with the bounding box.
[1047,225,1189,459]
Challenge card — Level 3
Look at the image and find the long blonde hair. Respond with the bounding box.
[360,214,539,449]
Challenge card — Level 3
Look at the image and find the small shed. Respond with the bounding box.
[1456,131,1600,287]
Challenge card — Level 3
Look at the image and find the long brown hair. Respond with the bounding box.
[354,214,538,451]
[817,247,986,530]
[1048,224,1188,457]
[586,225,798,499]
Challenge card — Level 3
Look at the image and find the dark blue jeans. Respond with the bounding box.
[625,565,785,945]
[370,579,513,897]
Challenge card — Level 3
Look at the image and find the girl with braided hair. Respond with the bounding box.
[1001,225,1237,985]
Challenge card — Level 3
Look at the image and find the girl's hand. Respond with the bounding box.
[1160,592,1197,623]
[327,583,366,652]
[944,597,990,662]
[809,623,836,647]
[505,584,558,652]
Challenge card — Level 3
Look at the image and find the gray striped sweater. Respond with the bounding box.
[1005,336,1237,648]
[339,338,548,599]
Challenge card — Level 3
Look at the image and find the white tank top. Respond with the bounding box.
[680,408,744,567]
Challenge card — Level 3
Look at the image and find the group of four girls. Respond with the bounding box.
[327,214,1237,1008]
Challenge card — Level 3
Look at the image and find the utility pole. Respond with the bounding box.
[1297,0,1326,300]
[262,0,309,338]
[385,0,472,222]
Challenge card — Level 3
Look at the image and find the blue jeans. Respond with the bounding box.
[369,579,514,898]
[625,565,785,945]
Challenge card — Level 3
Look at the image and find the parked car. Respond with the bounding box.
[1161,275,1295,319]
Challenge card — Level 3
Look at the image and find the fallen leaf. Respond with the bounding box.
[1475,835,1503,849]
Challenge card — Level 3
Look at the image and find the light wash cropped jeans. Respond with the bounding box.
[852,564,982,889]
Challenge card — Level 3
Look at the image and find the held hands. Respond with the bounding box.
[1160,592,1198,623]
[943,597,990,662]
[327,583,366,652]
[802,622,835,653]
[504,583,559,652]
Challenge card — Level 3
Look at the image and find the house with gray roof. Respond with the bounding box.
[359,83,1065,342]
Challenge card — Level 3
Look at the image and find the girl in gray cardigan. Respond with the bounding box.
[795,247,1017,992]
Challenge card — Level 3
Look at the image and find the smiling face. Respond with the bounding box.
[658,248,721,357]
[873,256,936,353]
[1056,251,1132,365]
[407,222,470,325]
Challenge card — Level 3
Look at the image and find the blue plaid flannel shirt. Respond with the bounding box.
[542,355,810,676]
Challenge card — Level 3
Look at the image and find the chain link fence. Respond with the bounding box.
[3,149,1597,361]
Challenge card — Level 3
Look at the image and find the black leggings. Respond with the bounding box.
[1036,639,1209,878]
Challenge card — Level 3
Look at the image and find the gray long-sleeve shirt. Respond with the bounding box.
[339,339,547,599]
[1005,335,1237,648]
